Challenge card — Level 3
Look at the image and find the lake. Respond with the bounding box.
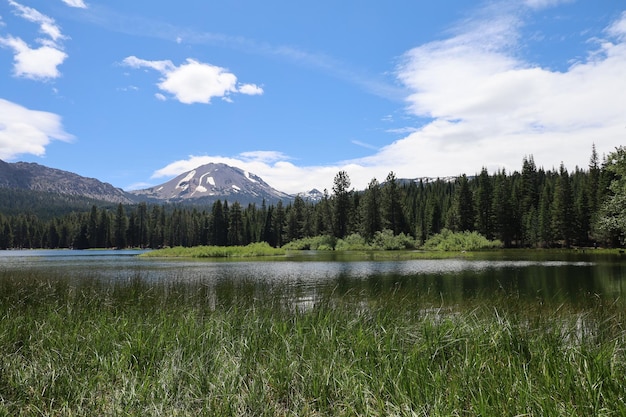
[2,249,626,415]
[1,249,624,308]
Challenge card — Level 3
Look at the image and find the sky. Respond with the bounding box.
[0,0,625,195]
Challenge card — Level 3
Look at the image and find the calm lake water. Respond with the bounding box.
[1,249,625,307]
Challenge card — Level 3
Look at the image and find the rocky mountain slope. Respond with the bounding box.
[0,159,329,207]
[130,163,291,205]
[0,160,135,204]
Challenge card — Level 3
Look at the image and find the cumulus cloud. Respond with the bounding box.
[237,83,264,95]
[61,0,88,8]
[0,36,67,79]
[0,99,73,160]
[147,4,626,194]
[381,3,626,180]
[0,1,68,80]
[122,56,264,104]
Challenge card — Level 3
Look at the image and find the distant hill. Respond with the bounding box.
[0,187,122,220]
[0,160,135,204]
[130,163,292,205]
[0,159,343,212]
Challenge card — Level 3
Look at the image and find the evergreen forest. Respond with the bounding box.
[2,145,626,250]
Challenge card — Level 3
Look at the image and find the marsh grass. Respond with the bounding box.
[0,270,625,416]
[141,242,286,258]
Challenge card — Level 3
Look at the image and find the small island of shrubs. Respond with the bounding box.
[142,229,501,258]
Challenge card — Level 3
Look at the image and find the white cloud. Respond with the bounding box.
[8,0,65,42]
[384,3,626,180]
[0,99,73,160]
[352,140,379,151]
[146,5,626,195]
[122,56,174,73]
[122,56,263,104]
[238,151,289,163]
[607,11,626,40]
[0,1,68,80]
[61,0,87,8]
[238,83,264,95]
[0,36,67,79]
[523,0,573,10]
[149,153,343,194]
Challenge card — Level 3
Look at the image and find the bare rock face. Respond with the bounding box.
[130,163,291,205]
[0,160,135,204]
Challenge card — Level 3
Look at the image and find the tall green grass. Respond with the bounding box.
[0,270,624,415]
[141,241,285,258]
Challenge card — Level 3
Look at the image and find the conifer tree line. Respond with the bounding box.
[1,145,624,250]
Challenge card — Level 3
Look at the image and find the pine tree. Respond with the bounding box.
[360,178,382,240]
[491,169,514,247]
[286,195,306,242]
[228,201,244,246]
[475,168,493,239]
[332,171,351,239]
[273,200,286,247]
[449,174,474,232]
[550,163,574,246]
[382,172,407,235]
[520,156,539,246]
[211,200,227,246]
[88,205,98,248]
[114,203,128,249]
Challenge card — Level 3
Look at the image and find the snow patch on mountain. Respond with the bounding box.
[131,162,291,205]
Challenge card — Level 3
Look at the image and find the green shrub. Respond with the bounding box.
[142,242,285,258]
[371,229,418,250]
[335,233,373,250]
[422,229,502,251]
[282,235,337,250]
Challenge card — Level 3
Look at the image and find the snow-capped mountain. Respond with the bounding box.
[131,163,291,205]
[297,188,325,202]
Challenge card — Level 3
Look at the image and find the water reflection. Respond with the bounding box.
[0,250,624,309]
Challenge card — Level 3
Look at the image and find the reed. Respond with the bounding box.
[141,242,286,258]
[0,270,624,416]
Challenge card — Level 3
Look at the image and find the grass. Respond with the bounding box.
[1,270,625,416]
[140,242,286,258]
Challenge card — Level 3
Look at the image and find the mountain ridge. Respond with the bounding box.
[0,159,303,207]
[0,159,460,208]
[0,159,135,204]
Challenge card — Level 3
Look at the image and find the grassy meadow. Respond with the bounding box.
[0,268,625,416]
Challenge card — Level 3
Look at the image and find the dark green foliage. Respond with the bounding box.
[595,146,626,244]
[382,172,408,235]
[551,163,575,247]
[331,170,351,238]
[447,174,474,232]
[360,178,382,240]
[0,145,621,249]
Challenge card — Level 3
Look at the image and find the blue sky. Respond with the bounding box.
[0,1,625,194]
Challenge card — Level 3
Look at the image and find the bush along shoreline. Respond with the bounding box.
[143,229,501,258]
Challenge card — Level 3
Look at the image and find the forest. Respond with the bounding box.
[1,145,625,250]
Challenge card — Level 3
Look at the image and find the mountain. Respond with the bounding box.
[130,163,292,205]
[297,188,325,202]
[0,160,135,204]
[398,176,462,185]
